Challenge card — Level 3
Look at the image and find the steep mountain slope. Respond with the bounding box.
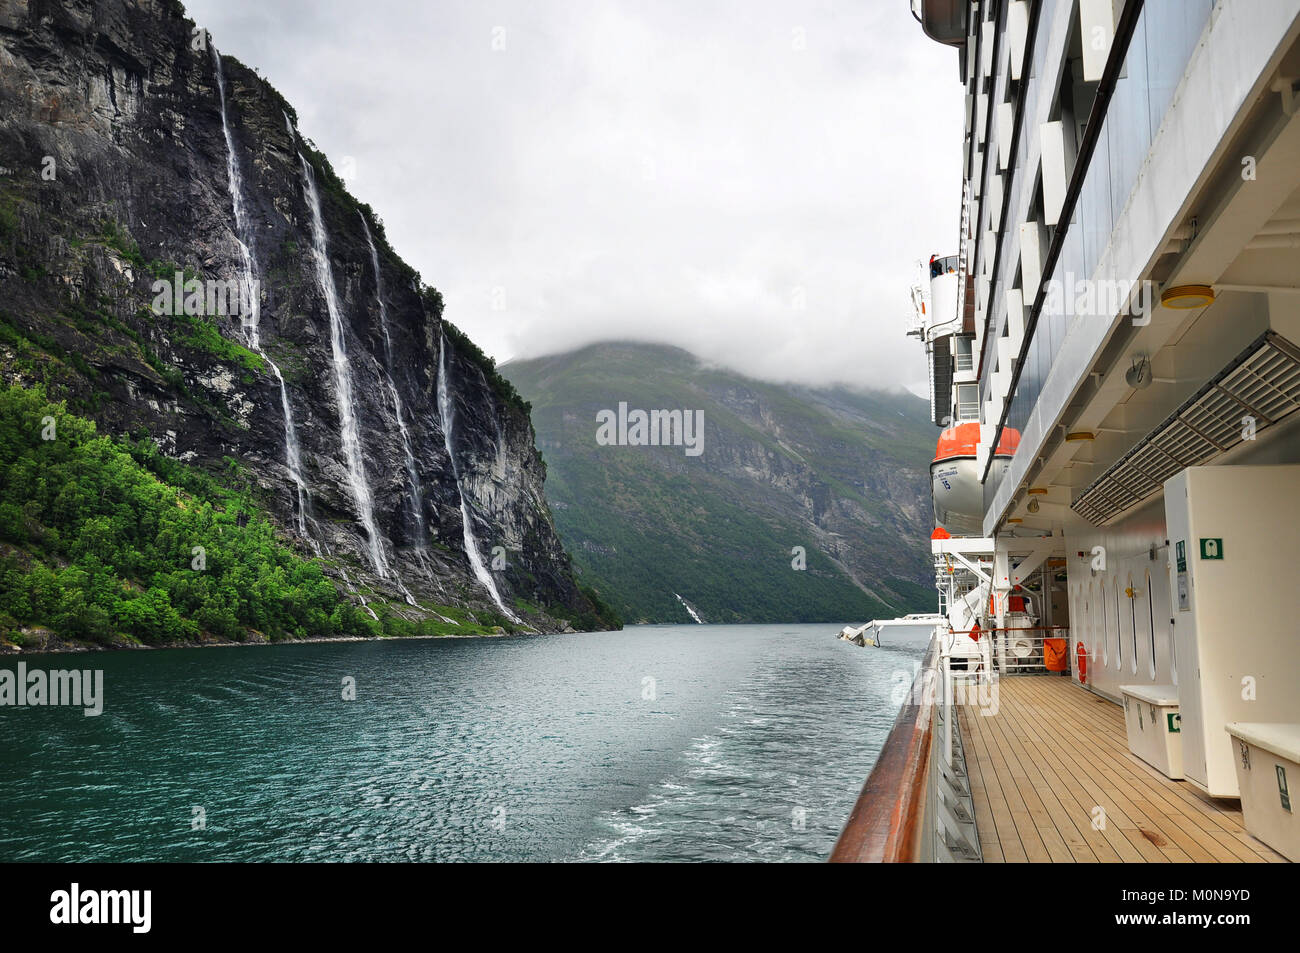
[0,0,615,644]
[503,343,937,624]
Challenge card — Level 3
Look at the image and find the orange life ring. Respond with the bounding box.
[1076,641,1088,684]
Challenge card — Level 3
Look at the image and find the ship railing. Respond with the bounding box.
[831,630,988,862]
[985,625,1069,674]
[830,636,937,862]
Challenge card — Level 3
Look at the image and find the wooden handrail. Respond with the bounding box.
[829,638,938,863]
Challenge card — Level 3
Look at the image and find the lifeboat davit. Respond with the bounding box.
[930,422,1019,536]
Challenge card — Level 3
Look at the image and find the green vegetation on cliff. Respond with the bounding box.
[0,383,493,647]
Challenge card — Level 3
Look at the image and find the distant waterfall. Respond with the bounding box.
[211,46,311,536]
[437,335,519,623]
[298,154,391,578]
[675,593,704,624]
[359,213,428,551]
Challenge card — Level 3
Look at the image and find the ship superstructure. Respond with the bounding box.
[836,0,1300,864]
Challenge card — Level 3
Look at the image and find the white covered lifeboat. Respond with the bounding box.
[930,422,1019,536]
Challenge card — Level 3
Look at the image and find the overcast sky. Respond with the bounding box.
[187,0,963,392]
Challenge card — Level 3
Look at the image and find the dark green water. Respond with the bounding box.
[0,624,919,862]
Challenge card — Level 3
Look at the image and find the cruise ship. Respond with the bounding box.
[834,0,1300,863]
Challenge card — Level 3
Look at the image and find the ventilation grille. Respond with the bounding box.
[1072,332,1300,525]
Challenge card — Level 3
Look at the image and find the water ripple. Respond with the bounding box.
[0,625,916,862]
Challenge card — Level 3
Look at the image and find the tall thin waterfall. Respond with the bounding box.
[211,45,310,536]
[298,154,391,578]
[437,335,519,622]
[359,213,427,550]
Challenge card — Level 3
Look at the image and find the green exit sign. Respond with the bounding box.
[1200,538,1224,560]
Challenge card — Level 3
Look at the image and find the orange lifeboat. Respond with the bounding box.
[930,422,1019,536]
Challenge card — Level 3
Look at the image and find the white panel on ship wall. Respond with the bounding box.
[1020,220,1045,299]
[1040,120,1076,226]
[1163,465,1300,798]
[1079,0,1118,82]
[996,336,1017,377]
[997,102,1015,171]
[1008,1,1029,81]
[1005,288,1025,350]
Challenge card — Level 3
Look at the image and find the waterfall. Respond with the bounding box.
[337,565,379,622]
[359,213,428,551]
[437,335,520,623]
[211,45,311,536]
[298,153,391,579]
[675,593,704,624]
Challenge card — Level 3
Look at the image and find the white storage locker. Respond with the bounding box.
[1162,465,1300,797]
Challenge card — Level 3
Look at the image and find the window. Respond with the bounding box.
[1128,574,1138,675]
[1113,581,1122,671]
[954,336,974,372]
[1097,580,1107,667]
[1146,571,1156,680]
[956,383,979,420]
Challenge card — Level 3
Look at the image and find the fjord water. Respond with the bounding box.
[0,625,919,862]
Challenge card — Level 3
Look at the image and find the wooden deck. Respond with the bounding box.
[959,676,1287,862]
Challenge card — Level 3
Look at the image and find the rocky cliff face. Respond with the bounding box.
[0,0,611,632]
[505,342,937,624]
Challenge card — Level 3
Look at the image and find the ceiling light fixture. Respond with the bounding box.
[1160,284,1216,309]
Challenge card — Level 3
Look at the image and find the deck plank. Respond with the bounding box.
[1012,679,1255,861]
[974,697,1081,862]
[958,676,1285,863]
[958,705,1005,862]
[960,701,1027,861]
[1003,683,1199,862]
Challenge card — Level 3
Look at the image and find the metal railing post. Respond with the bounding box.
[944,650,953,769]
